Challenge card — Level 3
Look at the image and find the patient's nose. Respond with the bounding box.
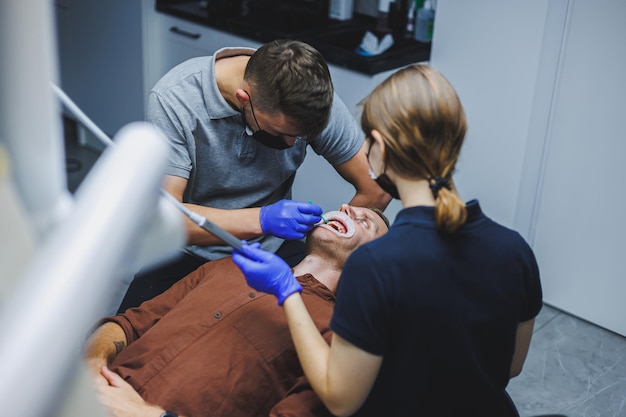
[340,204,354,217]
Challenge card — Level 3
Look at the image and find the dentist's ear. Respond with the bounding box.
[235,89,250,106]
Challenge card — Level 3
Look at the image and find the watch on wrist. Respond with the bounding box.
[160,411,178,417]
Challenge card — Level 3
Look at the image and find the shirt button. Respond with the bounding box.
[248,292,256,298]
[214,312,222,319]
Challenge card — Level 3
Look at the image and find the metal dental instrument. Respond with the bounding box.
[52,83,115,147]
[54,83,245,251]
[308,200,328,223]
[159,190,244,250]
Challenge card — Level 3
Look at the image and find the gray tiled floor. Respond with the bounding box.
[508,304,626,417]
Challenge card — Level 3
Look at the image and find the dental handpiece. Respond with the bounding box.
[308,200,328,223]
[160,190,244,251]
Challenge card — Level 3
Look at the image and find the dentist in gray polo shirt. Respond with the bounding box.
[117,39,390,312]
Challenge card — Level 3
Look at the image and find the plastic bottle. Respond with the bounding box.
[414,0,435,42]
[329,0,354,21]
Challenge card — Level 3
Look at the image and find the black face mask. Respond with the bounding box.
[375,173,400,200]
[241,111,291,150]
[366,138,400,199]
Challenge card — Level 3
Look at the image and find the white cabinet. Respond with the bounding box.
[432,0,626,336]
[146,13,261,91]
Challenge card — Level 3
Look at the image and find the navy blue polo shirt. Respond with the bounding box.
[330,200,542,416]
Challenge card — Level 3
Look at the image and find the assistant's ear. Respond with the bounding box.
[370,129,386,154]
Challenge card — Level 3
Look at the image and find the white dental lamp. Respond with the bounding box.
[0,1,186,416]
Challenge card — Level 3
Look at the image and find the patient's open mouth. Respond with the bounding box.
[314,211,355,237]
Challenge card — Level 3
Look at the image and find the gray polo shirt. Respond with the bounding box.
[147,47,363,261]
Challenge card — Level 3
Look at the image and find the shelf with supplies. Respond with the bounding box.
[155,0,431,75]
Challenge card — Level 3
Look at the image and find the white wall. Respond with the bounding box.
[431,0,626,336]
[56,0,145,137]
[531,0,626,336]
[430,0,551,231]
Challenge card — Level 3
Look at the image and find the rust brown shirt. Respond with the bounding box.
[105,257,334,417]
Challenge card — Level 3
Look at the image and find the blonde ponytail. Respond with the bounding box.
[361,64,468,233]
[432,178,467,233]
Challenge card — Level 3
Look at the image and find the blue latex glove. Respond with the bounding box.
[233,242,302,305]
[260,199,323,240]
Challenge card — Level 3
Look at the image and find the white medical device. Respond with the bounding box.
[0,1,187,416]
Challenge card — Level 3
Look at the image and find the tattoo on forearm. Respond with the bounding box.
[114,341,126,355]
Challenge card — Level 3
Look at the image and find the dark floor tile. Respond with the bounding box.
[508,306,626,417]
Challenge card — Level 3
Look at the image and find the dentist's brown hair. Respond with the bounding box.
[244,39,333,139]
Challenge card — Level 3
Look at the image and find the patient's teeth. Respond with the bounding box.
[314,211,355,237]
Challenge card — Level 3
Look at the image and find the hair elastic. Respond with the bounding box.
[428,176,451,199]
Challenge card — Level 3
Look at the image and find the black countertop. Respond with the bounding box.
[156,1,431,75]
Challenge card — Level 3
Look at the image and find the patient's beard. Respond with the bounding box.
[305,233,352,270]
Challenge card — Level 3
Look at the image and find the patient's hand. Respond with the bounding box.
[96,366,165,417]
